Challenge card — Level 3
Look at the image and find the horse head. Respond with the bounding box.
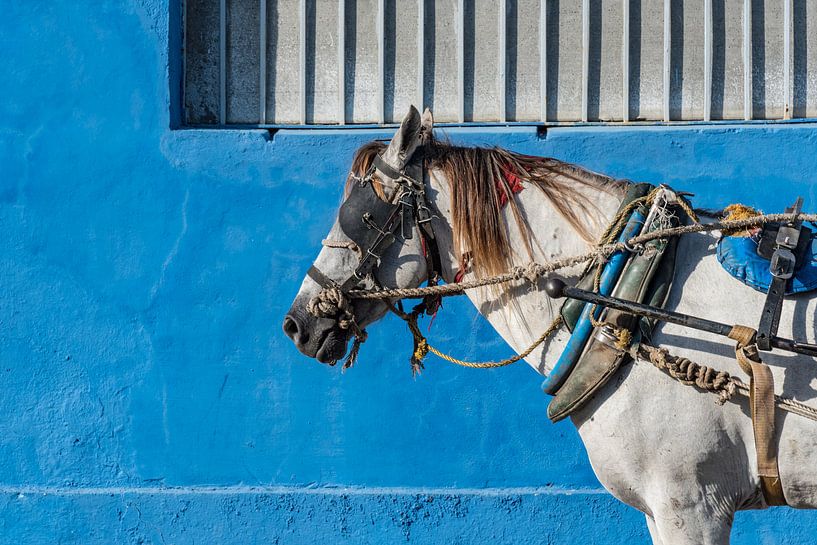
[283,106,436,366]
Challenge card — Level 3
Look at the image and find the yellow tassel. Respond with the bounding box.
[414,338,429,362]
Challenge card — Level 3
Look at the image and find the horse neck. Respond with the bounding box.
[427,168,624,376]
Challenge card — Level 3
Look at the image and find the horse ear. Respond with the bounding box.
[381,105,422,172]
[420,108,433,143]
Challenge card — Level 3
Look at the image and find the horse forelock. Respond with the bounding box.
[345,136,627,280]
[344,141,389,201]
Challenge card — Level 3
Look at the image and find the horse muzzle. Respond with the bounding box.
[282,309,350,365]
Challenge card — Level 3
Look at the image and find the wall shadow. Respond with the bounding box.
[711,0,725,119]
[545,0,560,120]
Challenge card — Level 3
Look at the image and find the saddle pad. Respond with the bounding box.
[717,234,817,295]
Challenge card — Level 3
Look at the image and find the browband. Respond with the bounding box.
[373,154,409,182]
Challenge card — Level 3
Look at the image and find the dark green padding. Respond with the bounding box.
[548,193,683,422]
[560,183,655,333]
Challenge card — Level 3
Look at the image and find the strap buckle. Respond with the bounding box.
[769,248,796,279]
[776,224,801,250]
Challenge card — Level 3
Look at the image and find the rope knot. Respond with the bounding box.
[716,380,737,405]
[307,287,367,369]
[308,287,355,328]
[639,344,738,402]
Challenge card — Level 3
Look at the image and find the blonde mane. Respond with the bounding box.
[346,137,627,279]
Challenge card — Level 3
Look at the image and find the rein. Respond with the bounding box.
[307,179,817,508]
[308,159,817,373]
[306,179,817,436]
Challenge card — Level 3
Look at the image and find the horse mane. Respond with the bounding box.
[345,136,627,279]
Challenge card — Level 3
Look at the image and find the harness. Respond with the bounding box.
[305,155,817,508]
[306,146,443,368]
[544,195,817,507]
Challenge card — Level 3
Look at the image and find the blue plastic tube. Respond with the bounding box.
[541,210,646,395]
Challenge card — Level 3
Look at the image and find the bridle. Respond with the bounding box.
[306,145,443,368]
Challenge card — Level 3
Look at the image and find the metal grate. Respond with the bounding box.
[183,0,817,127]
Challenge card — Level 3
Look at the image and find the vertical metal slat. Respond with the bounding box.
[338,0,345,124]
[540,0,547,122]
[219,0,227,125]
[417,0,424,110]
[457,0,465,122]
[622,0,629,122]
[377,0,385,124]
[499,0,507,122]
[783,0,792,119]
[582,0,589,122]
[299,0,306,124]
[663,0,671,122]
[743,0,751,120]
[704,0,712,121]
[259,0,267,124]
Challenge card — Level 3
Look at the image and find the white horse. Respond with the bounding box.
[283,107,817,544]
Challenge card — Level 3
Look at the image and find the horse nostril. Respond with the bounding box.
[283,314,309,345]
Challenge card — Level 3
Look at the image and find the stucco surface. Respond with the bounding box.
[2,1,817,543]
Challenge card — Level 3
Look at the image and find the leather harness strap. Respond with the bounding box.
[757,200,803,350]
[372,153,405,181]
[728,324,787,506]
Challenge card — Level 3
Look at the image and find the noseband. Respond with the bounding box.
[306,146,443,368]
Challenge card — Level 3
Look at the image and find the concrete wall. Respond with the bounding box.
[3,1,817,543]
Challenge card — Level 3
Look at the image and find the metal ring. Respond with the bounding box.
[623,240,642,253]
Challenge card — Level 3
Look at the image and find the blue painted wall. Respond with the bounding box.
[2,1,817,543]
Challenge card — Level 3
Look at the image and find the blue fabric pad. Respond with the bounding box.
[717,234,817,294]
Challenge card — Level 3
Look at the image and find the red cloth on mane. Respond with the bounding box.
[453,164,526,283]
[497,162,525,207]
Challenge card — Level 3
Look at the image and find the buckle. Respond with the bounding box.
[770,248,796,279]
[776,225,801,249]
[593,323,626,351]
[362,212,387,235]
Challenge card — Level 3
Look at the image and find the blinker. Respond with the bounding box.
[338,176,399,251]
[330,148,438,294]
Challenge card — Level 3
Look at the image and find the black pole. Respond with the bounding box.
[544,278,817,358]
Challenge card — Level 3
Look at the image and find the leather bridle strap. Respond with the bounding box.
[728,324,787,506]
[373,154,407,182]
[307,264,338,289]
[349,201,406,289]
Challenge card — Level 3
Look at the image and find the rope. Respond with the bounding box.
[309,197,817,383]
[637,344,737,404]
[347,211,817,301]
[322,239,363,259]
[420,316,563,369]
[636,344,817,422]
[307,286,356,331]
[306,285,367,369]
[384,291,564,375]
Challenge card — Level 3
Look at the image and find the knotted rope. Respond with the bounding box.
[306,285,367,369]
[309,206,817,382]
[636,344,737,404]
[635,344,817,422]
